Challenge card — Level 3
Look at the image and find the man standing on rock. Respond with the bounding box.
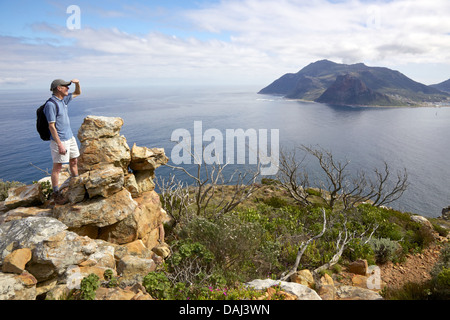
[44,79,81,204]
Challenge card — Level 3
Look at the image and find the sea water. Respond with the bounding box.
[0,85,448,217]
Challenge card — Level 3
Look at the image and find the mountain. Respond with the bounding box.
[259,60,450,106]
[315,74,393,106]
[430,79,450,93]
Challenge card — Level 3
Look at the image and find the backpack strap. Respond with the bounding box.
[46,98,59,117]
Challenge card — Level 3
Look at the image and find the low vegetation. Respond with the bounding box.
[142,145,447,300]
[2,145,447,300]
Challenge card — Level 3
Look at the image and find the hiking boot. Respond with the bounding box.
[52,191,68,205]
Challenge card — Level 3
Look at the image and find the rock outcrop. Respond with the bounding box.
[0,115,170,300]
[442,206,450,220]
[315,74,392,106]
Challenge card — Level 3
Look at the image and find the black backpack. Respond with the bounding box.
[36,98,58,141]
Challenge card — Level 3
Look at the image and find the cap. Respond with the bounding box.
[50,79,72,91]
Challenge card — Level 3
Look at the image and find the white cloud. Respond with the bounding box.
[1,0,450,89]
[185,0,450,78]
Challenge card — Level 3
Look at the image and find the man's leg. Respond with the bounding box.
[68,137,80,178]
[69,157,79,177]
[51,163,63,192]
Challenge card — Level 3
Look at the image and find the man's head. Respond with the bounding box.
[50,79,72,96]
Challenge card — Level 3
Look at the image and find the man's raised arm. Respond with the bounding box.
[71,79,81,98]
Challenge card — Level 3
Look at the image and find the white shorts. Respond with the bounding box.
[50,136,80,164]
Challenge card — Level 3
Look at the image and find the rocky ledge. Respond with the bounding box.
[0,115,171,300]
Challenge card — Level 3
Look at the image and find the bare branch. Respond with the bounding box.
[29,162,51,176]
[278,145,408,210]
[277,147,311,206]
[280,208,327,281]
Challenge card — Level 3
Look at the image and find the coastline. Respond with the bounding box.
[276,97,450,109]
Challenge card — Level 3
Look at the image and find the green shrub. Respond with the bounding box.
[430,244,450,299]
[369,238,401,264]
[33,180,53,200]
[344,238,375,265]
[263,196,288,208]
[142,272,172,300]
[260,178,278,186]
[305,188,322,197]
[80,274,100,300]
[165,240,217,287]
[103,269,119,288]
[0,179,25,201]
[381,281,432,300]
[183,215,264,272]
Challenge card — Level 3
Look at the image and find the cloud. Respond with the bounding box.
[184,0,450,69]
[2,0,450,89]
[0,24,273,88]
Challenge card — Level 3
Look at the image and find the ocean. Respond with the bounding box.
[0,85,449,218]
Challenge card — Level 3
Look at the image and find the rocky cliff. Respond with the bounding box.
[315,74,393,106]
[0,115,171,300]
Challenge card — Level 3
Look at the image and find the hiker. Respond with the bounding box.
[44,78,81,204]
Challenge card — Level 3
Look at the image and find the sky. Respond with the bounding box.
[1,0,450,90]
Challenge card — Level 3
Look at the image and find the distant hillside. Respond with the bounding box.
[431,79,450,93]
[259,60,450,107]
[316,74,393,106]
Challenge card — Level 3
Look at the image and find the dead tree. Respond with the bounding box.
[280,209,378,280]
[280,208,327,281]
[157,143,261,222]
[278,145,409,210]
[277,147,311,206]
[301,145,350,209]
[155,174,192,225]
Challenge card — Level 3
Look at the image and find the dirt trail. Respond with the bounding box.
[379,243,443,289]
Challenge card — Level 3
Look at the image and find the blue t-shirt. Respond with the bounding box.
[44,93,74,142]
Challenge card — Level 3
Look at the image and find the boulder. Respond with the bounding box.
[335,285,383,300]
[0,217,68,262]
[411,215,434,230]
[317,284,335,300]
[4,184,45,210]
[0,207,52,224]
[245,279,322,300]
[316,274,335,300]
[97,191,164,245]
[64,174,89,204]
[0,271,37,300]
[116,255,156,283]
[27,230,116,282]
[130,144,169,172]
[77,116,124,142]
[115,240,154,260]
[347,259,368,276]
[320,273,334,286]
[2,248,32,274]
[134,170,156,193]
[85,166,124,198]
[44,284,71,300]
[290,269,315,288]
[124,174,140,198]
[78,135,131,173]
[152,243,171,259]
[54,188,137,229]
